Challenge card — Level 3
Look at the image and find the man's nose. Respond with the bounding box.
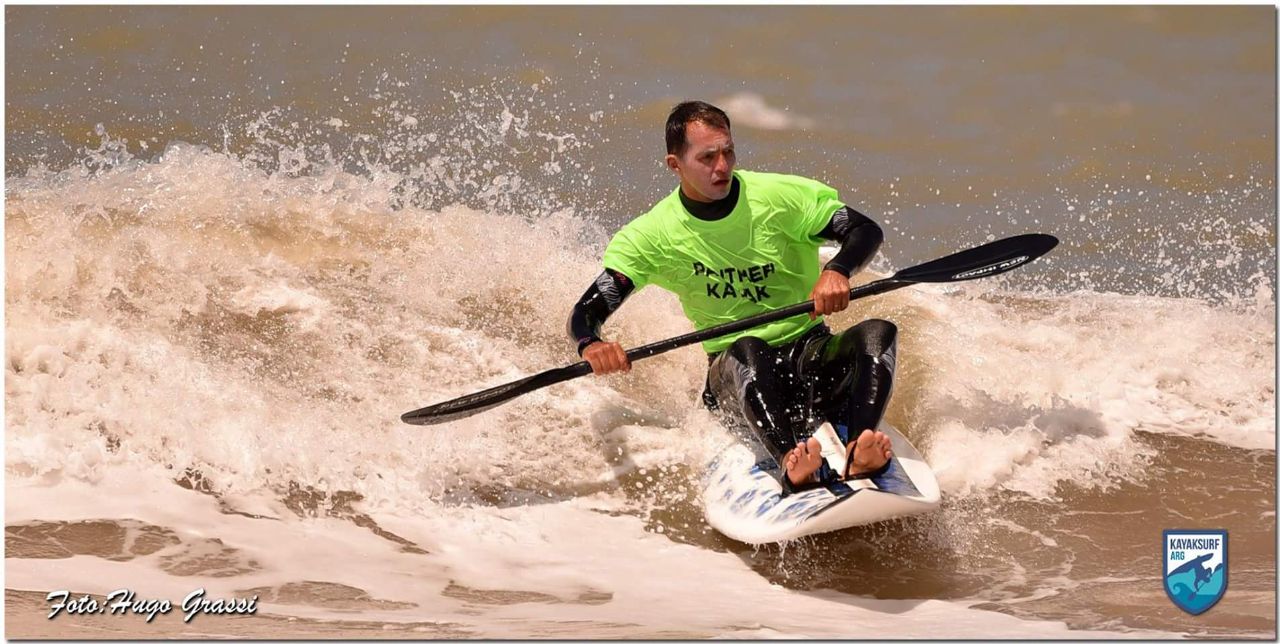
[713,153,730,173]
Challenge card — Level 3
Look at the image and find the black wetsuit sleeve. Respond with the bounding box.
[816,205,884,277]
[567,268,636,356]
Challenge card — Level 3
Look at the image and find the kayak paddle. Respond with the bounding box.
[401,233,1058,425]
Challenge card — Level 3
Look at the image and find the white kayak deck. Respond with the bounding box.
[701,421,941,544]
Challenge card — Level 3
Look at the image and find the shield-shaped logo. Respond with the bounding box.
[1163,529,1228,615]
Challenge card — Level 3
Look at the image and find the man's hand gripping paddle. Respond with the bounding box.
[401,233,1058,426]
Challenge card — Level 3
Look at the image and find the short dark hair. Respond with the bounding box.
[665,101,731,156]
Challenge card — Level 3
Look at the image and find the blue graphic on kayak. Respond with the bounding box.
[1163,529,1227,615]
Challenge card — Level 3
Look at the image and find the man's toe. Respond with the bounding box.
[857,430,875,449]
[784,445,802,469]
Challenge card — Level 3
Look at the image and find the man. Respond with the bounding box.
[567,101,897,494]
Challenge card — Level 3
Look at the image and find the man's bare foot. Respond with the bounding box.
[843,430,892,479]
[783,437,823,486]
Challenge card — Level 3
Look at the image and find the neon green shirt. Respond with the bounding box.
[602,169,846,354]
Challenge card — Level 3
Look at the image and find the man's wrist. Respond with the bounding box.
[822,262,852,277]
[577,336,602,357]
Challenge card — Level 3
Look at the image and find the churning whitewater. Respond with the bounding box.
[6,6,1275,639]
[6,129,1272,637]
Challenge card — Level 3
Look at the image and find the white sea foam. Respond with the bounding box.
[5,131,1266,637]
[886,280,1273,500]
[7,467,1157,638]
[717,92,816,131]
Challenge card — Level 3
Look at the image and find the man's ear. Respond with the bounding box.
[665,154,680,174]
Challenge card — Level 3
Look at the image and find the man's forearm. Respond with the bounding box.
[818,205,883,277]
[566,268,635,355]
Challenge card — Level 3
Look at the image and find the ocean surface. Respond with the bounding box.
[5,5,1275,639]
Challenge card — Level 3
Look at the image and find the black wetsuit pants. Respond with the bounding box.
[703,319,898,488]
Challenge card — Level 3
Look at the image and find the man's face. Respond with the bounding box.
[667,120,736,202]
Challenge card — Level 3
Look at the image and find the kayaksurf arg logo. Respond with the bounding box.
[1163,529,1227,615]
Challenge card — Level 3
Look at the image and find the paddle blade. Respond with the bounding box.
[401,363,592,425]
[401,376,536,425]
[894,233,1058,283]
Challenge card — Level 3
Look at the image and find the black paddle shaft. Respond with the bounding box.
[401,233,1058,425]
